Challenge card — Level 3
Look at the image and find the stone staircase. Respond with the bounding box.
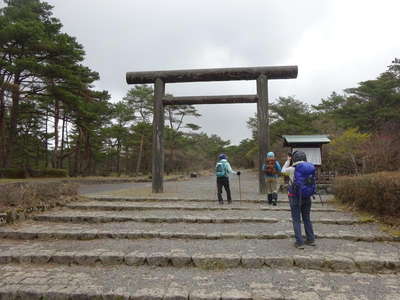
[0,173,399,299]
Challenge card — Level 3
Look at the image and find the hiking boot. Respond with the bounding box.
[267,194,273,205]
[218,201,224,205]
[227,200,232,204]
[305,240,316,246]
[294,242,305,249]
[272,193,278,206]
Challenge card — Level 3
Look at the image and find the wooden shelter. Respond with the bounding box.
[282,135,331,166]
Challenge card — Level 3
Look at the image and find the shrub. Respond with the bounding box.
[0,168,68,178]
[37,169,68,178]
[0,168,26,179]
[334,172,400,217]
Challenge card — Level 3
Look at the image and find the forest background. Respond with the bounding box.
[1,0,399,179]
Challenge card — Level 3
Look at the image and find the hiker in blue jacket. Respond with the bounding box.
[215,154,240,204]
[262,152,282,205]
[282,150,316,249]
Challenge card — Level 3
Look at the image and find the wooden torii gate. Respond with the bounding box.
[126,65,298,194]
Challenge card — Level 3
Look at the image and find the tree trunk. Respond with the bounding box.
[52,99,60,168]
[0,89,6,168]
[83,128,91,176]
[136,134,144,175]
[45,110,49,168]
[349,153,359,175]
[8,75,21,167]
[73,130,81,177]
[116,138,121,176]
[60,112,66,168]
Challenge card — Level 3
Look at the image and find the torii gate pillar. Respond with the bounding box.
[257,75,269,194]
[152,78,165,193]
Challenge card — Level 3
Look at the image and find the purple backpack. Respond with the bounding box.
[290,162,316,198]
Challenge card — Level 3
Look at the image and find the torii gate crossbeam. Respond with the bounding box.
[126,65,298,194]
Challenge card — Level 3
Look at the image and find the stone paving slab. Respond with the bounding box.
[0,264,399,299]
[32,208,364,225]
[39,207,350,219]
[0,226,397,242]
[33,213,367,225]
[0,248,398,274]
[0,238,398,272]
[67,201,337,212]
[1,220,395,241]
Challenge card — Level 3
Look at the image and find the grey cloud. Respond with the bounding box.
[41,0,400,144]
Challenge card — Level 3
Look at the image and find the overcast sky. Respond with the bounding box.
[43,0,399,144]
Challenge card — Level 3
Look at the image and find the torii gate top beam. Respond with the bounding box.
[126,65,298,84]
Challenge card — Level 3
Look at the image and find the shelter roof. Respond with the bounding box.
[282,135,331,146]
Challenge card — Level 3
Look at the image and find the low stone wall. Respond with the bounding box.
[0,181,78,225]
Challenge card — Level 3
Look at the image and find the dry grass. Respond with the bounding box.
[332,196,400,237]
[380,224,400,238]
[0,181,78,212]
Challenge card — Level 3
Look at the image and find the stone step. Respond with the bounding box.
[1,264,397,300]
[33,207,359,222]
[0,238,398,274]
[0,247,398,274]
[32,211,366,225]
[2,221,393,242]
[0,223,394,242]
[67,201,337,212]
[91,195,334,204]
[0,229,396,242]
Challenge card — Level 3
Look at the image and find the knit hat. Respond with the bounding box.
[292,151,307,162]
[218,154,227,160]
[266,152,275,158]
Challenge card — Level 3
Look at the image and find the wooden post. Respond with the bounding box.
[257,75,269,194]
[152,78,165,193]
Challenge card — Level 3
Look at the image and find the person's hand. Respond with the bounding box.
[237,171,241,176]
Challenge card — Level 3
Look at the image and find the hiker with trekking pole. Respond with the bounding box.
[281,150,316,249]
[215,154,241,204]
[262,152,282,206]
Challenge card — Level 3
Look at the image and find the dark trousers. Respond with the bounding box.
[217,176,231,203]
[289,195,315,245]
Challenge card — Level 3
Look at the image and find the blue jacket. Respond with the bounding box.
[262,160,282,178]
[216,159,236,177]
